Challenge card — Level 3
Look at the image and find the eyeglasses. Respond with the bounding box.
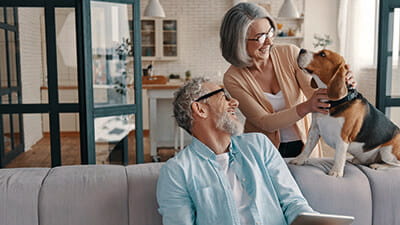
[195,88,232,102]
[247,27,274,44]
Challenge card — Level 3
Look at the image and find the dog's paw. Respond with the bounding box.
[328,169,343,177]
[289,157,307,165]
[369,163,391,170]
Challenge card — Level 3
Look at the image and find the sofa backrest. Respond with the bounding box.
[1,160,399,225]
[287,159,372,225]
[39,165,129,225]
[0,168,50,225]
[127,163,163,225]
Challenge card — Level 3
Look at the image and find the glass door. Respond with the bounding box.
[0,7,24,166]
[90,0,143,165]
[0,0,143,167]
[377,0,400,125]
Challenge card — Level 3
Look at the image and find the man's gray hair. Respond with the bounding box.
[173,77,210,134]
[220,2,276,68]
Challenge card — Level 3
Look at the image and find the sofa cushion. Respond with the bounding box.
[287,159,372,225]
[127,163,163,225]
[0,168,50,225]
[357,165,400,225]
[39,165,128,225]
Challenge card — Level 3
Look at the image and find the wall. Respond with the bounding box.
[140,0,230,84]
[139,0,307,131]
[304,0,339,51]
[303,0,380,107]
[18,8,45,150]
[15,1,355,147]
[140,0,306,83]
[357,68,377,104]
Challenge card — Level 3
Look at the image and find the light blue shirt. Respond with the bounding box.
[156,133,313,225]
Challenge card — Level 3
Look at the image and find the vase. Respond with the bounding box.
[278,0,299,18]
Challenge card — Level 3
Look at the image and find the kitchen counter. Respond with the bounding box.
[142,81,183,90]
[143,82,188,161]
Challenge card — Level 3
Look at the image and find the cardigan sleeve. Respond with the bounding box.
[223,70,302,133]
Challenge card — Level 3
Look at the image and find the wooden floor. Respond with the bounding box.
[5,132,176,168]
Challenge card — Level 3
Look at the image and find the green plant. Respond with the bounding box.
[169,74,180,79]
[313,34,332,49]
[114,38,131,95]
[185,70,191,80]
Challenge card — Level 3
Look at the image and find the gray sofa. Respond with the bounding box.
[1,159,399,225]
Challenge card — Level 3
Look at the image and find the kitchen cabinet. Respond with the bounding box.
[138,18,179,61]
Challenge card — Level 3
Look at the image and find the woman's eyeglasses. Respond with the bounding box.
[195,88,232,102]
[247,27,274,44]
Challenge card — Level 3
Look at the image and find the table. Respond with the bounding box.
[143,83,185,161]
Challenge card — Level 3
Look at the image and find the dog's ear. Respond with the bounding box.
[327,65,347,100]
[310,78,318,89]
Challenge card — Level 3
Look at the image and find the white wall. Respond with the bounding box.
[141,0,336,80]
[139,0,330,130]
[18,8,45,151]
[16,1,383,153]
[304,0,339,51]
[16,0,343,140]
[140,0,231,84]
[303,0,379,106]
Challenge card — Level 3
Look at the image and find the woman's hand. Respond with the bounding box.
[297,89,330,117]
[345,64,357,88]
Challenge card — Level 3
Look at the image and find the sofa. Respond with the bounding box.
[0,159,399,225]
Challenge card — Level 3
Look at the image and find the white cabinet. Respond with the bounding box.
[274,17,304,47]
[140,18,179,61]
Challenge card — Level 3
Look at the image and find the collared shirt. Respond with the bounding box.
[156,133,314,225]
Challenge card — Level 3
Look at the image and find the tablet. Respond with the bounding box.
[291,212,354,225]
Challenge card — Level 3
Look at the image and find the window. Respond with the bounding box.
[376,0,400,125]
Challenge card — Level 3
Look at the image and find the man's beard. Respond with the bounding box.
[216,110,244,136]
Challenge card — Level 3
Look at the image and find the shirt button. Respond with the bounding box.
[242,178,246,182]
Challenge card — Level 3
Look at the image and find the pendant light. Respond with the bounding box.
[278,0,299,18]
[144,0,166,18]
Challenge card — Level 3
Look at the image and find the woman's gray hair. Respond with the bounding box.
[173,77,210,134]
[220,2,276,68]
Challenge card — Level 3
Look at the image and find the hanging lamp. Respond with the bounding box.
[144,0,166,18]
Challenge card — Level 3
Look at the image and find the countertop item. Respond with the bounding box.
[142,75,168,85]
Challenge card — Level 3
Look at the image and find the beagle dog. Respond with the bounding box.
[290,49,400,177]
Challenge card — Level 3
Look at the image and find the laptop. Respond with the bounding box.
[291,212,354,225]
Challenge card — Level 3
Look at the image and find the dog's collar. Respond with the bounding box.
[328,89,360,107]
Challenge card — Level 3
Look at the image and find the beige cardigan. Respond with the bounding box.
[223,44,322,157]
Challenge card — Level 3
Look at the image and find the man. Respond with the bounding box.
[156,77,314,225]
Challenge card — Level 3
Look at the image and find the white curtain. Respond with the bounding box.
[337,0,377,76]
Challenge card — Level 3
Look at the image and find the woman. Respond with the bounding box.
[220,2,355,157]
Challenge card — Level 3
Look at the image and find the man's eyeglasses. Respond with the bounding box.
[195,88,231,102]
[247,27,274,44]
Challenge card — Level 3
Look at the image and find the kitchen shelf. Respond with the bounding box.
[274,16,304,47]
[276,36,303,40]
